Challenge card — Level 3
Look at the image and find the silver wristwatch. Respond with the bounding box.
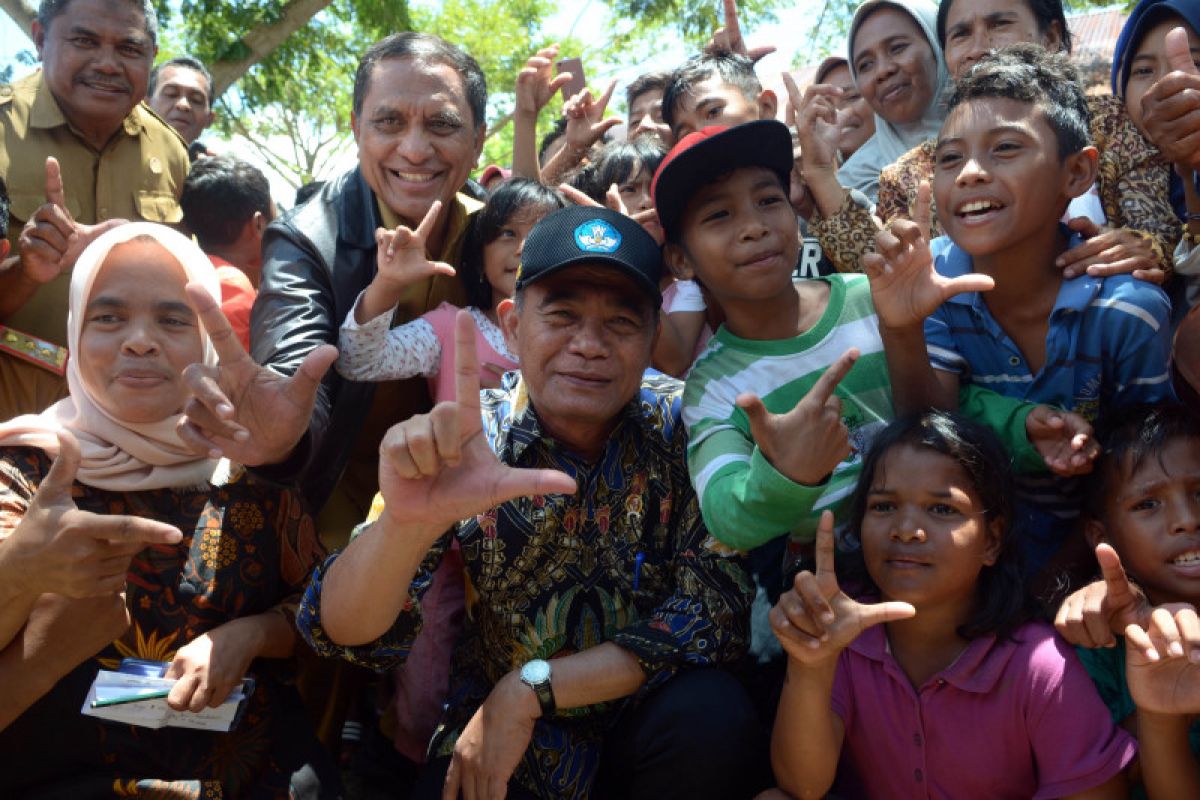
[519,658,555,716]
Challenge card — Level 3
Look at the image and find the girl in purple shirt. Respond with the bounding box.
[768,412,1135,800]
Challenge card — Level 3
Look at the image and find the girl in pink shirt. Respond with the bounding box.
[768,412,1135,800]
[335,178,564,763]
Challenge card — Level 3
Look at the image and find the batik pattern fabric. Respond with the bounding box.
[0,447,326,799]
[812,95,1180,276]
[298,371,754,799]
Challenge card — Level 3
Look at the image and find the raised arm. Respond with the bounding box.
[769,512,915,798]
[1124,606,1200,800]
[540,82,621,186]
[512,45,574,180]
[1,158,125,321]
[315,310,576,646]
[863,183,990,413]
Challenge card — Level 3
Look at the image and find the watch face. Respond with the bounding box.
[521,659,551,684]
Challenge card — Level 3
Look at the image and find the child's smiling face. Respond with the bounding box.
[1090,437,1200,607]
[668,75,771,140]
[483,206,550,304]
[1123,15,1200,140]
[933,97,1092,259]
[667,166,798,306]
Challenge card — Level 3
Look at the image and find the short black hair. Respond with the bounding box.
[295,180,325,207]
[814,56,849,85]
[1083,404,1200,522]
[538,116,570,166]
[37,0,158,46]
[626,70,670,110]
[662,51,761,133]
[946,44,1090,160]
[844,411,1032,640]
[180,156,272,251]
[459,178,565,308]
[567,137,667,204]
[0,175,9,240]
[149,56,213,98]
[936,0,1073,54]
[352,32,486,129]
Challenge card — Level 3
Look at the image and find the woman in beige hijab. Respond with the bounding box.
[0,223,332,798]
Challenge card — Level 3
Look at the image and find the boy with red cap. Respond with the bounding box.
[657,120,1097,591]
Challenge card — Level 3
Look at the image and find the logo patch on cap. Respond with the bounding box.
[573,219,622,254]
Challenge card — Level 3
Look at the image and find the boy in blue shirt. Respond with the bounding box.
[865,45,1174,567]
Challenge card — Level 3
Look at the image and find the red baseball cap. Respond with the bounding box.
[651,119,794,242]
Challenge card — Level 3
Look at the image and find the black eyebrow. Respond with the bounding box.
[750,176,782,193]
[85,296,195,317]
[691,96,725,113]
[878,34,914,49]
[430,108,466,125]
[539,288,579,307]
[86,295,126,311]
[540,286,650,319]
[67,24,148,47]
[65,24,103,39]
[369,103,406,119]
[155,301,195,316]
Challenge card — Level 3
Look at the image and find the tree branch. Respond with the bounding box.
[487,111,514,140]
[208,0,335,98]
[0,0,36,36]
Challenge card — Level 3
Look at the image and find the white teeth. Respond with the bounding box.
[393,171,435,183]
[1173,551,1200,566]
[959,200,999,214]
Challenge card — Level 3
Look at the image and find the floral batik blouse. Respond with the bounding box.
[0,447,327,800]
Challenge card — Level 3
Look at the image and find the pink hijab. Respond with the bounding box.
[0,223,222,491]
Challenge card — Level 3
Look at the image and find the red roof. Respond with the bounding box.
[1067,7,1128,62]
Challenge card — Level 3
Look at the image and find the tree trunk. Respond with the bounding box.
[1,0,332,100]
[0,0,35,36]
[208,0,335,98]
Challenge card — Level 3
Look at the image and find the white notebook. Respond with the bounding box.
[80,659,253,732]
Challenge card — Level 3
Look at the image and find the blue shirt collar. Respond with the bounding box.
[932,227,1101,314]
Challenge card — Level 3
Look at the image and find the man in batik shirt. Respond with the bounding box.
[298,207,758,799]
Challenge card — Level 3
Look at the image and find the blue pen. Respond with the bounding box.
[633,551,645,591]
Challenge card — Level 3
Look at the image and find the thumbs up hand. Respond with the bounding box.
[1139,27,1200,170]
[770,511,916,665]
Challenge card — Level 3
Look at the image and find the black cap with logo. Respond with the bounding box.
[515,206,663,303]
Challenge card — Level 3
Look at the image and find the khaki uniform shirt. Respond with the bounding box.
[0,70,188,419]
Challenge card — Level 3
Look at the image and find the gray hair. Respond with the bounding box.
[352,32,486,129]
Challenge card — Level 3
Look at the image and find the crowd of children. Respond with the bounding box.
[492,0,1200,794]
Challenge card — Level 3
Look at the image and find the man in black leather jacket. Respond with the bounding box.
[179,32,487,535]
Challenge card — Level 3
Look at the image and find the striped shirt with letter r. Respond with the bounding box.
[682,274,893,562]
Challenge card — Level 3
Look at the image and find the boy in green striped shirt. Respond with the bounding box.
[651,120,1097,587]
